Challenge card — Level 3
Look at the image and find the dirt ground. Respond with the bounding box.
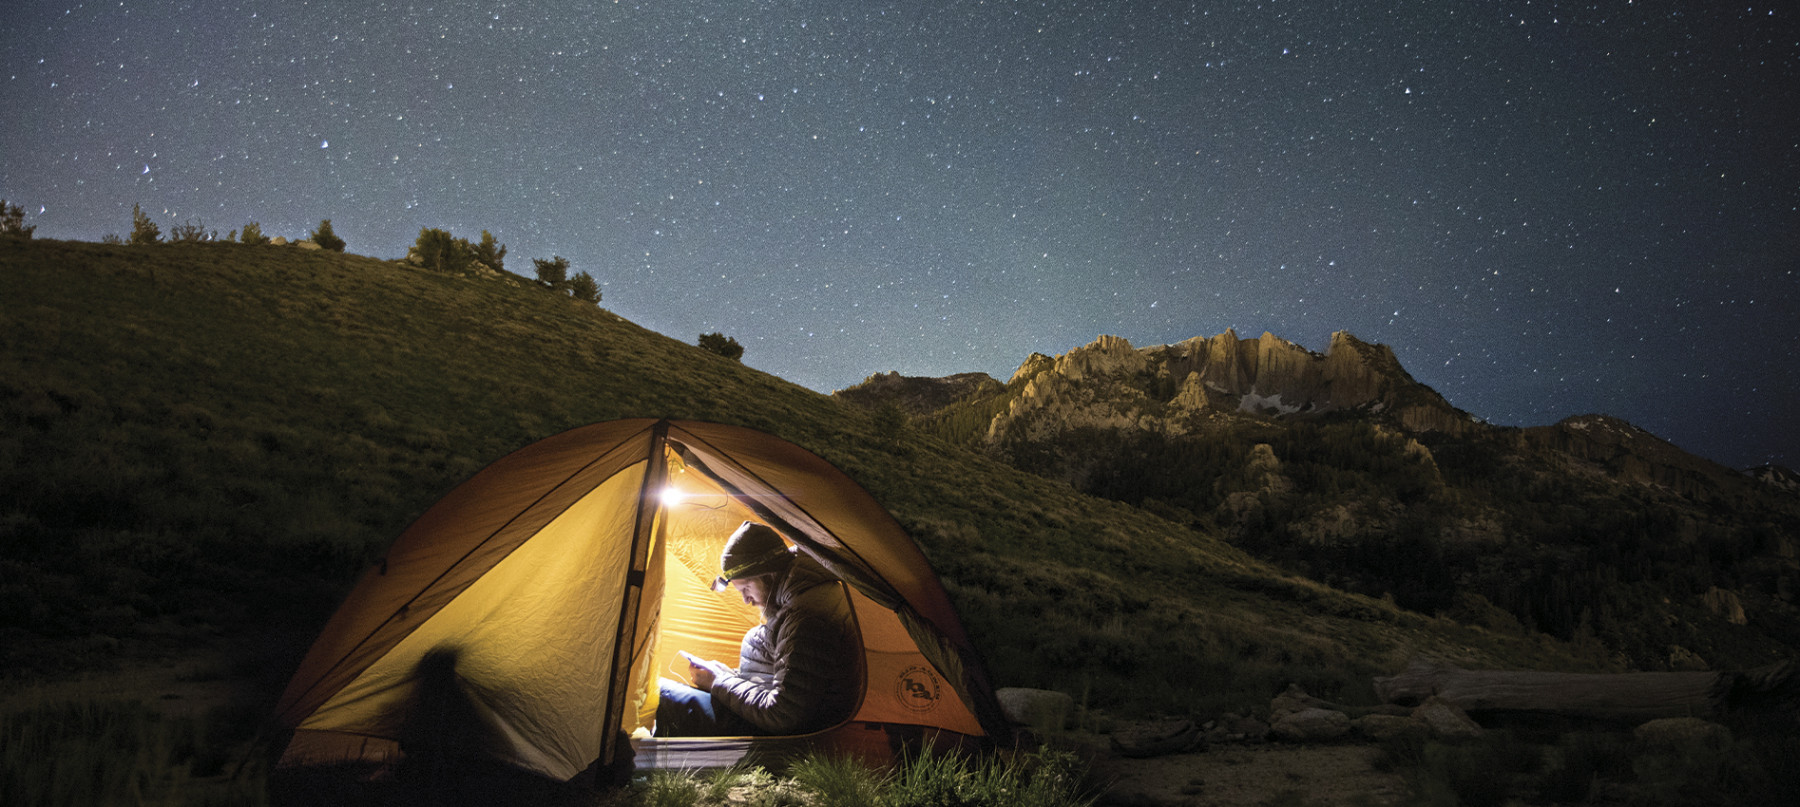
[1083,740,1410,807]
[7,664,1414,806]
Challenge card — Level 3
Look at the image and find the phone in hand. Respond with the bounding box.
[678,650,704,666]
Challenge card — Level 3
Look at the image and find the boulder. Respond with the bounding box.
[1270,708,1351,743]
[1110,718,1203,758]
[294,239,321,250]
[1411,696,1482,740]
[1269,688,1312,722]
[1667,645,1710,672]
[1201,713,1271,745]
[996,687,1075,734]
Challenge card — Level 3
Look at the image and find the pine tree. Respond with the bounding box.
[311,219,346,252]
[0,200,33,240]
[532,255,570,289]
[567,271,601,304]
[240,222,269,245]
[129,204,161,244]
[473,230,507,272]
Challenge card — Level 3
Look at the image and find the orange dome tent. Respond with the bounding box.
[271,418,1008,782]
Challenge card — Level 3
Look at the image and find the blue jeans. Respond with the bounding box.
[654,677,756,737]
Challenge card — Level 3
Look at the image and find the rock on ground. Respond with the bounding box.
[1411,696,1483,740]
[1270,708,1351,743]
[997,687,1075,733]
[1088,743,1407,807]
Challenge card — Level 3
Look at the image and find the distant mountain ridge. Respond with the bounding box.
[832,371,1003,416]
[839,329,1787,497]
[837,329,1800,671]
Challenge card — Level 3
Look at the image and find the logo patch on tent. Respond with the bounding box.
[895,665,942,713]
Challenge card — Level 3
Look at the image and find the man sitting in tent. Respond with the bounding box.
[655,521,860,737]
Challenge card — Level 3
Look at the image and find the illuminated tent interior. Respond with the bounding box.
[270,419,1007,781]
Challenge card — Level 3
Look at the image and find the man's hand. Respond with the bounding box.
[686,655,732,690]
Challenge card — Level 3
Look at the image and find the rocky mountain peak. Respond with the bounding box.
[984,329,1475,447]
[1051,334,1147,382]
[1006,352,1057,385]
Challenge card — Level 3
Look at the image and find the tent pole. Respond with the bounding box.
[599,419,670,769]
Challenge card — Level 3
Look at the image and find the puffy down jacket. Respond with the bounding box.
[710,555,859,734]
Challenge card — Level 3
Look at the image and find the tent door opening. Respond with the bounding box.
[626,445,787,736]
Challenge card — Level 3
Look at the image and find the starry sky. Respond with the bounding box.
[4,1,1796,470]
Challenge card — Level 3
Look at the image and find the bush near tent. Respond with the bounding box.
[269,418,1010,793]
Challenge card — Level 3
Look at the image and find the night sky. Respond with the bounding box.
[4,1,1796,470]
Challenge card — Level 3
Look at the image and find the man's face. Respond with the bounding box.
[731,576,771,608]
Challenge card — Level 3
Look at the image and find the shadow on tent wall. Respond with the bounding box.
[268,646,626,806]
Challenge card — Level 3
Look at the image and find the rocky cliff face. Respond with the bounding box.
[990,334,1164,444]
[985,329,1478,447]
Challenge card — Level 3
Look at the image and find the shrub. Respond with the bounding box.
[0,200,33,239]
[129,204,160,244]
[698,332,744,361]
[532,255,569,288]
[413,227,471,273]
[240,222,269,245]
[310,219,345,252]
[568,271,601,304]
[167,219,210,243]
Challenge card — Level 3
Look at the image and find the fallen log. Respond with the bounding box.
[1373,659,1798,725]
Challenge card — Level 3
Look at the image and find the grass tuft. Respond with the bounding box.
[636,768,701,807]
[787,752,889,807]
[885,744,1091,807]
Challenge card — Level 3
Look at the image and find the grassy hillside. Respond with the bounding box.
[1,239,1611,796]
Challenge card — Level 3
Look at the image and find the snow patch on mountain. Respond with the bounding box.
[1239,391,1303,415]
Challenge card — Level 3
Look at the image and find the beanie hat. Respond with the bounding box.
[712,521,793,591]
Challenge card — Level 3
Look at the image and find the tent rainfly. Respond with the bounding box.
[271,418,1010,781]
